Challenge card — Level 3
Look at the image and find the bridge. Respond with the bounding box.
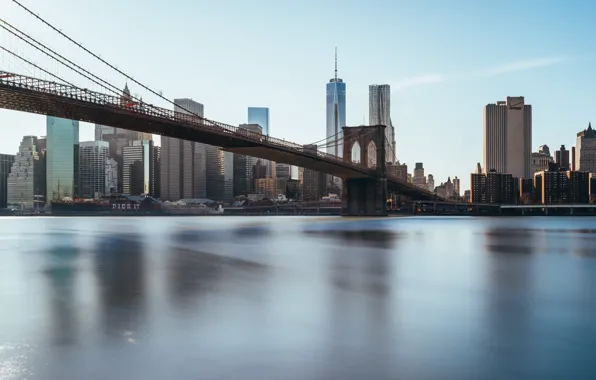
[0,70,440,215]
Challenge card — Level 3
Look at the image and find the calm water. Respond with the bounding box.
[1,216,596,379]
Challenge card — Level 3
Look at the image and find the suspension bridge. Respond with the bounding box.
[0,0,441,216]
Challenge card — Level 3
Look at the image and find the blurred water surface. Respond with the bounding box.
[1,216,596,380]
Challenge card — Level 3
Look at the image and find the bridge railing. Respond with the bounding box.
[0,71,377,174]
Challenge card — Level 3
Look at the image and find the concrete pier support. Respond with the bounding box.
[342,177,388,216]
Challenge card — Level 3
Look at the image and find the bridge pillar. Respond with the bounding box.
[341,125,388,216]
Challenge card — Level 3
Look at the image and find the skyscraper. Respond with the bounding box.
[326,48,346,158]
[248,107,270,135]
[7,136,45,209]
[554,145,570,170]
[160,98,206,201]
[0,153,15,208]
[369,84,395,163]
[483,97,532,178]
[123,140,155,195]
[206,147,234,201]
[575,123,596,172]
[46,117,79,201]
[78,141,109,198]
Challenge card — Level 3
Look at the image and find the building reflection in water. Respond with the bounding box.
[482,227,536,377]
[322,228,397,378]
[44,234,80,346]
[94,233,145,341]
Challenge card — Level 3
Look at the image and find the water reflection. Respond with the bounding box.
[94,233,145,341]
[44,236,79,346]
[305,228,396,249]
[483,228,536,255]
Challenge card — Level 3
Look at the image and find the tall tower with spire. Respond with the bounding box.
[326,47,346,158]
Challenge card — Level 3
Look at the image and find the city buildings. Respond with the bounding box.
[7,136,45,209]
[205,146,234,201]
[483,97,532,178]
[369,84,395,163]
[78,141,109,198]
[470,172,486,203]
[233,124,262,197]
[531,145,553,173]
[326,49,346,158]
[575,123,596,172]
[387,162,408,182]
[554,145,570,170]
[427,174,435,192]
[160,98,206,201]
[248,107,270,136]
[412,162,426,188]
[302,144,326,201]
[105,158,118,195]
[453,176,461,196]
[0,154,15,208]
[571,146,576,171]
[533,169,590,204]
[46,117,79,201]
[122,140,156,195]
[470,170,515,204]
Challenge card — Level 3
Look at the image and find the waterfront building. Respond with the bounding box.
[78,141,109,198]
[122,140,155,196]
[46,117,79,201]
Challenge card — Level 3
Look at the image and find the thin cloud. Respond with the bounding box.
[482,57,567,77]
[393,74,445,91]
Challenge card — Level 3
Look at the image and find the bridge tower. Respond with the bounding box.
[341,125,388,216]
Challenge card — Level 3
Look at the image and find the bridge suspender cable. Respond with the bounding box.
[11,0,203,120]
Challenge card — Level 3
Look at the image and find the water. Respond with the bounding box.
[1,216,596,379]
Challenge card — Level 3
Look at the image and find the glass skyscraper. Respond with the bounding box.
[46,117,79,201]
[326,50,346,158]
[248,107,270,136]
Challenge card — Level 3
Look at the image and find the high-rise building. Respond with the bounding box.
[78,141,109,198]
[555,145,570,170]
[105,158,118,195]
[7,136,45,209]
[326,48,346,158]
[470,173,486,203]
[248,107,270,136]
[576,123,596,172]
[369,84,395,163]
[233,124,262,197]
[483,97,532,178]
[427,174,435,192]
[412,162,426,188]
[153,146,161,199]
[206,146,234,201]
[0,154,15,208]
[122,140,155,196]
[453,176,461,196]
[160,98,206,201]
[531,145,553,173]
[571,146,576,171]
[46,117,79,201]
[302,144,326,201]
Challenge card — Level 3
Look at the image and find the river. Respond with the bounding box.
[1,216,595,379]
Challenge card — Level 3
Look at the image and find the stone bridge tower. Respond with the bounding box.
[341,125,388,216]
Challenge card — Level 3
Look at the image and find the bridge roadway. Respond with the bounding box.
[0,71,435,200]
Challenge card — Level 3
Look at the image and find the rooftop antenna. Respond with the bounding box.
[334,46,338,81]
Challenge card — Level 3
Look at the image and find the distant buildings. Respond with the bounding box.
[326,49,346,158]
[122,140,156,196]
[575,123,596,172]
[233,124,262,197]
[369,84,395,163]
[483,97,532,178]
[78,141,109,198]
[427,174,435,192]
[470,170,514,204]
[205,146,233,201]
[534,169,590,204]
[0,154,15,208]
[412,162,426,188]
[46,117,79,201]
[531,145,553,173]
[105,158,118,195]
[7,136,45,209]
[160,98,206,201]
[453,176,460,196]
[248,107,270,136]
[554,145,571,170]
[302,144,326,201]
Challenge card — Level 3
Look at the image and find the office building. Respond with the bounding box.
[122,140,155,195]
[248,107,270,136]
[276,163,292,179]
[78,141,109,198]
[453,176,461,196]
[233,124,262,197]
[531,145,553,173]
[302,144,326,201]
[105,158,118,195]
[369,84,395,163]
[575,123,596,172]
[206,146,234,201]
[7,136,45,209]
[412,162,426,188]
[160,98,206,201]
[326,48,346,158]
[0,154,15,208]
[555,145,570,170]
[483,97,532,178]
[46,117,79,201]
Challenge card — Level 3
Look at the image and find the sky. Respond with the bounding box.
[1,0,595,190]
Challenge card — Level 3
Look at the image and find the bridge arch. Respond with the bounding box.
[341,125,387,171]
[351,141,361,163]
[367,140,377,168]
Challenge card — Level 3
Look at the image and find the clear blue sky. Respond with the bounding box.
[1,0,594,190]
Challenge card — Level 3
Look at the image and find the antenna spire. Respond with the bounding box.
[334,47,338,81]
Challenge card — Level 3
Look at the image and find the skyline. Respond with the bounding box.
[1,0,595,190]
